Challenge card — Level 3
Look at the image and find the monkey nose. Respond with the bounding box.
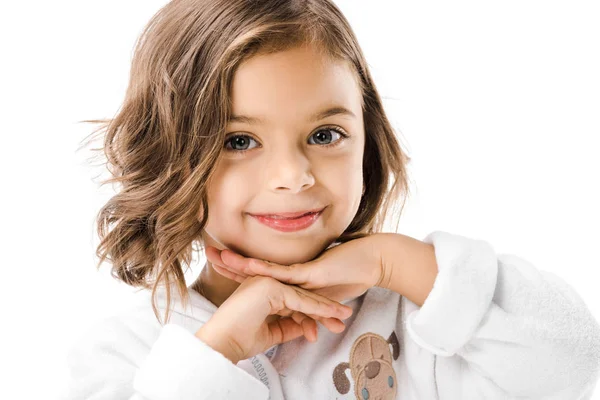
[365,360,381,379]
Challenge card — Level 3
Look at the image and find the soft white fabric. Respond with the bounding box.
[60,231,600,399]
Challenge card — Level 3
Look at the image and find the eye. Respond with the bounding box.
[224,135,259,153]
[223,125,350,155]
[308,126,349,148]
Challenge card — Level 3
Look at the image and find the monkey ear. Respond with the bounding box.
[387,330,400,360]
[332,362,351,394]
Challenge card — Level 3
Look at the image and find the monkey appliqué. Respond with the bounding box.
[333,331,400,399]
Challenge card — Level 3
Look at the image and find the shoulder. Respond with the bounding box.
[60,285,222,399]
[69,285,217,360]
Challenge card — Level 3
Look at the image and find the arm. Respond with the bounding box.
[60,316,269,400]
[376,231,600,399]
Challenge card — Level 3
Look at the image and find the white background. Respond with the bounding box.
[1,1,599,399]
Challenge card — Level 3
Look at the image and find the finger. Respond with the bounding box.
[218,248,259,274]
[305,313,346,334]
[212,263,245,283]
[302,318,318,342]
[267,317,306,346]
[289,312,318,342]
[249,259,313,286]
[211,260,246,282]
[283,284,353,321]
[204,245,224,263]
[218,249,308,286]
[289,311,343,338]
[205,246,251,279]
[292,285,353,319]
[311,285,357,304]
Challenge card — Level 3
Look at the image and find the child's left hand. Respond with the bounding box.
[204,234,386,304]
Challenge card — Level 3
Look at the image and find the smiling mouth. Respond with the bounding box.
[250,206,326,220]
[249,208,326,232]
[261,211,317,220]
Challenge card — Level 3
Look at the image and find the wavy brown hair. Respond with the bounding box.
[78,0,413,325]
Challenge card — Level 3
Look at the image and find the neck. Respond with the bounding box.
[192,260,241,308]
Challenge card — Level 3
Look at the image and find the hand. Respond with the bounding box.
[195,276,353,364]
[204,234,386,304]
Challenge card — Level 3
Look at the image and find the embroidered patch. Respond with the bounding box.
[332,331,400,399]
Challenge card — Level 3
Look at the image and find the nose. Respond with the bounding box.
[266,145,315,193]
[364,360,381,379]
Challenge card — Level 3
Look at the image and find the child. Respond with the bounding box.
[63,0,600,399]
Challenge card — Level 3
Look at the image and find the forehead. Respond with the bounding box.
[228,46,362,126]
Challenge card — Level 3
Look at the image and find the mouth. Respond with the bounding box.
[249,207,326,232]
[249,206,326,219]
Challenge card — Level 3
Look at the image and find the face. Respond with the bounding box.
[200,45,365,266]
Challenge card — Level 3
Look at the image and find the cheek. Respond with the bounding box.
[207,165,255,215]
[325,156,363,216]
[319,156,363,194]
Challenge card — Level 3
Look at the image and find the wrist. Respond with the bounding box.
[375,232,438,307]
[195,325,241,364]
[372,233,396,290]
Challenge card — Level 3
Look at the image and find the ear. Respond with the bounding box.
[387,331,400,360]
[332,361,351,394]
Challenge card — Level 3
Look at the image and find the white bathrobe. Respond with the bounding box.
[60,231,600,399]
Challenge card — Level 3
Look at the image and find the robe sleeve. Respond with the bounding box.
[404,230,600,399]
[61,318,270,400]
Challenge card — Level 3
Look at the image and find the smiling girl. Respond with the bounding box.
[194,42,372,310]
[63,1,600,399]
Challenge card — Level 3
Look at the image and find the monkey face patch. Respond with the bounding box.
[333,331,400,399]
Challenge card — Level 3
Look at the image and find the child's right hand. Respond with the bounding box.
[194,275,353,364]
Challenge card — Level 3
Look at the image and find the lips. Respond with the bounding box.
[250,207,326,219]
[249,207,326,232]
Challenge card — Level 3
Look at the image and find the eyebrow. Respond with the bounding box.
[227,106,356,125]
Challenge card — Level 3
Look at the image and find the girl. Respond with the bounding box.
[63,0,600,399]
